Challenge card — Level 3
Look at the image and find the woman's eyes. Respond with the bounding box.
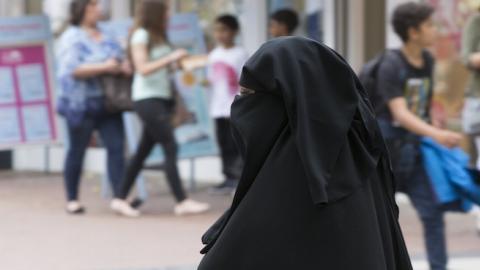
[239,87,256,96]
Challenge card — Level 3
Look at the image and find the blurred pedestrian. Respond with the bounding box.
[112,0,210,217]
[269,8,299,37]
[206,14,248,195]
[57,0,129,214]
[372,3,462,270]
[460,5,480,234]
[198,37,413,270]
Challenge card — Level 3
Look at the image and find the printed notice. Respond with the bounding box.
[16,63,47,102]
[0,108,21,143]
[0,67,16,104]
[22,105,51,141]
[0,16,58,147]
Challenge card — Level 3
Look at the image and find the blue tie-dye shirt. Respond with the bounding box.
[56,25,123,123]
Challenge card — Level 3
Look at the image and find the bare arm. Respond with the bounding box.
[389,97,438,136]
[73,59,120,79]
[388,97,462,147]
[131,44,188,76]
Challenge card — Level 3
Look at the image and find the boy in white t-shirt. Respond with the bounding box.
[207,15,249,194]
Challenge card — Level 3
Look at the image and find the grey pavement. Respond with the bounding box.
[0,171,479,270]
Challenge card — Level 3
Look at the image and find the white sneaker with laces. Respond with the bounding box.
[174,199,210,216]
[110,199,140,217]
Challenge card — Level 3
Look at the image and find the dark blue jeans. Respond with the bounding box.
[64,113,125,201]
[378,119,447,270]
[398,162,447,270]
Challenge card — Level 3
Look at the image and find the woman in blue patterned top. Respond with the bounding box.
[57,0,133,214]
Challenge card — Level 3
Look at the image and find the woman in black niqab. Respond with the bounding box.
[198,37,413,270]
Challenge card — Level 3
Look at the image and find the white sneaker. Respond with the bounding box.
[470,206,480,235]
[66,201,85,214]
[174,199,210,216]
[110,199,140,217]
[475,209,480,235]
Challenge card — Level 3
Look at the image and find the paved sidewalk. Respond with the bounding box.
[411,257,480,270]
[0,172,479,270]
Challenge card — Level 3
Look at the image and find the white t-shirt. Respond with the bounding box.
[207,45,249,118]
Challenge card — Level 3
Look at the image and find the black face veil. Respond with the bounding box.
[238,37,361,206]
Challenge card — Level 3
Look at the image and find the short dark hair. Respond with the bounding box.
[270,8,299,34]
[215,14,240,32]
[69,0,92,26]
[392,2,434,42]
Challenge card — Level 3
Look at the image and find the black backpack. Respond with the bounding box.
[358,50,390,100]
[359,49,433,111]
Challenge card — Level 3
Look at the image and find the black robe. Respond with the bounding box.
[198,37,413,270]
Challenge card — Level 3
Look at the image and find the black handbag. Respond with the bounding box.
[170,75,195,127]
[99,74,134,113]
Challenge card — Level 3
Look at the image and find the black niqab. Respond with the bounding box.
[198,37,413,270]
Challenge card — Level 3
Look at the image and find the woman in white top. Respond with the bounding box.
[111,0,210,217]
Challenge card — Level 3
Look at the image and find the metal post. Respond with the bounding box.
[44,145,50,174]
[189,158,196,191]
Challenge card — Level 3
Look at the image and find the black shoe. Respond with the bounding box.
[209,180,238,195]
[130,198,144,209]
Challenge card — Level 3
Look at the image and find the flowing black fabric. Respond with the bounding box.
[198,37,413,270]
[239,38,359,205]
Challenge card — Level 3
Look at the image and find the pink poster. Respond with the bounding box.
[0,44,57,146]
